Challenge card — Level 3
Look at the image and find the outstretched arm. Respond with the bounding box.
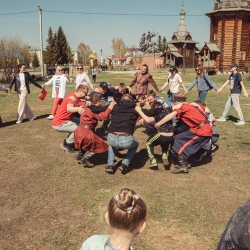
[154,111,177,128]
[217,80,229,93]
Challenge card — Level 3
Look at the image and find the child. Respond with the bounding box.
[136,102,174,168]
[80,188,147,250]
[217,62,248,125]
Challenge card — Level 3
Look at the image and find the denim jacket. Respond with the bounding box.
[217,199,250,250]
[188,74,218,92]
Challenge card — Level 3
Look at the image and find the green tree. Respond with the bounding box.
[157,35,162,53]
[55,26,71,64]
[162,36,167,52]
[32,52,40,70]
[44,27,56,64]
[139,33,147,52]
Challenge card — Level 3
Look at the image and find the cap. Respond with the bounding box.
[169,66,177,73]
[174,94,186,103]
[231,62,238,68]
[107,82,111,86]
[100,82,108,89]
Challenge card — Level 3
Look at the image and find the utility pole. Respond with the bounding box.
[101,49,102,65]
[37,4,44,76]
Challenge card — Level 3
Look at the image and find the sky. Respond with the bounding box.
[0,0,214,59]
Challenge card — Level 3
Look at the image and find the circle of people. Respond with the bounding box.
[6,62,248,175]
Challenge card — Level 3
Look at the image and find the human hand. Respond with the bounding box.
[154,122,160,129]
[127,86,133,94]
[42,84,46,89]
[135,105,141,113]
[217,89,222,94]
[244,92,248,97]
[5,88,10,93]
[184,91,188,95]
[78,106,84,115]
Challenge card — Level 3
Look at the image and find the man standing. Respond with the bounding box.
[217,62,248,125]
[75,64,94,90]
[52,85,87,153]
[129,64,160,95]
[9,63,42,124]
[105,94,139,174]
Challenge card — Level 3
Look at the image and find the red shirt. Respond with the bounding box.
[52,93,77,126]
[173,103,212,137]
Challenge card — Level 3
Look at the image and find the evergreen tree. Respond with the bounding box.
[44,27,56,64]
[157,35,162,53]
[162,36,167,52]
[55,26,71,64]
[139,33,147,52]
[32,52,40,70]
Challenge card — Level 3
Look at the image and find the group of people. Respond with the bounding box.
[4,61,248,175]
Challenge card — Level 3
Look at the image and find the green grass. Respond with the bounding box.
[0,70,250,249]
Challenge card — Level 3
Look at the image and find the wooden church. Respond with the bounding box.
[206,0,250,72]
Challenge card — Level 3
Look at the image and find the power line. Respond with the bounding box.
[0,10,205,17]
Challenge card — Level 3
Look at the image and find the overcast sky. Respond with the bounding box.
[0,0,214,58]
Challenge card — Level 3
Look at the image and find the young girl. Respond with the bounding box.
[42,66,72,120]
[80,188,147,250]
[160,66,187,102]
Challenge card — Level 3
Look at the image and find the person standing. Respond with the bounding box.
[185,64,218,103]
[91,66,98,84]
[42,66,72,120]
[75,64,94,90]
[9,63,42,124]
[129,64,160,95]
[217,62,248,125]
[160,66,187,102]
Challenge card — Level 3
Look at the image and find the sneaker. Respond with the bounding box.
[118,164,129,174]
[211,144,217,152]
[235,120,245,125]
[171,165,189,174]
[47,115,54,120]
[60,140,75,153]
[105,165,114,173]
[162,151,169,165]
[29,116,36,121]
[149,158,158,168]
[216,117,226,122]
[16,120,22,124]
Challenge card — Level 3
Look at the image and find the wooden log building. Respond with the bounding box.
[206,0,250,72]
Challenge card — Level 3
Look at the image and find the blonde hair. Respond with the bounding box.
[108,188,146,233]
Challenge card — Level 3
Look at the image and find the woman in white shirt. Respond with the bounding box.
[42,66,72,120]
[160,66,187,102]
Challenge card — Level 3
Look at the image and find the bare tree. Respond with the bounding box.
[111,38,127,57]
[77,42,91,65]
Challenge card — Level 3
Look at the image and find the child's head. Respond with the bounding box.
[107,188,147,234]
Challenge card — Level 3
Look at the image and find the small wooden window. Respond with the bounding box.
[186,50,190,57]
[240,52,245,60]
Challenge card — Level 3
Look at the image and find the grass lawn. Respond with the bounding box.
[1,69,250,249]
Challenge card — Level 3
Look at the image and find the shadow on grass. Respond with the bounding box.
[1,114,50,127]
[227,115,238,123]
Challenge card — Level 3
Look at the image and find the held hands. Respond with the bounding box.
[244,92,249,97]
[217,89,222,94]
[184,90,188,95]
[78,106,84,115]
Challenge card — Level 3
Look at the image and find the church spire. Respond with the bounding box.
[177,2,187,39]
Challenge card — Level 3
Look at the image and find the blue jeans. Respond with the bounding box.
[107,133,139,167]
[168,92,179,102]
[198,90,208,103]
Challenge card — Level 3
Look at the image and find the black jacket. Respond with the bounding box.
[108,100,138,135]
[9,72,42,94]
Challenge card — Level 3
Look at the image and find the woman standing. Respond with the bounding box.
[42,66,72,120]
[75,64,94,90]
[91,66,98,84]
[160,66,187,102]
[185,64,219,103]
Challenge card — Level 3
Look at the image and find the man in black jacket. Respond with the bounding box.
[105,94,139,174]
[9,63,42,124]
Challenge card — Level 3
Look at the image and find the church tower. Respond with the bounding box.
[206,0,250,72]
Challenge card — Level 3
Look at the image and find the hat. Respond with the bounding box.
[100,82,108,89]
[107,82,111,86]
[231,62,238,68]
[174,94,186,103]
[169,66,177,73]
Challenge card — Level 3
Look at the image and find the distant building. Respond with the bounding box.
[206,0,250,72]
[161,3,198,69]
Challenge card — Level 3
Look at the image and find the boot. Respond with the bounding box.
[79,152,95,168]
[61,140,75,153]
[171,155,189,174]
[75,151,85,161]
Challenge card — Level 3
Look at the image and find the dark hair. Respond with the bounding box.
[90,93,102,104]
[151,101,162,109]
[119,82,126,89]
[195,64,204,79]
[108,188,147,233]
[141,64,148,72]
[193,100,206,107]
[18,63,25,69]
[121,94,134,102]
[137,94,146,100]
[147,90,156,98]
